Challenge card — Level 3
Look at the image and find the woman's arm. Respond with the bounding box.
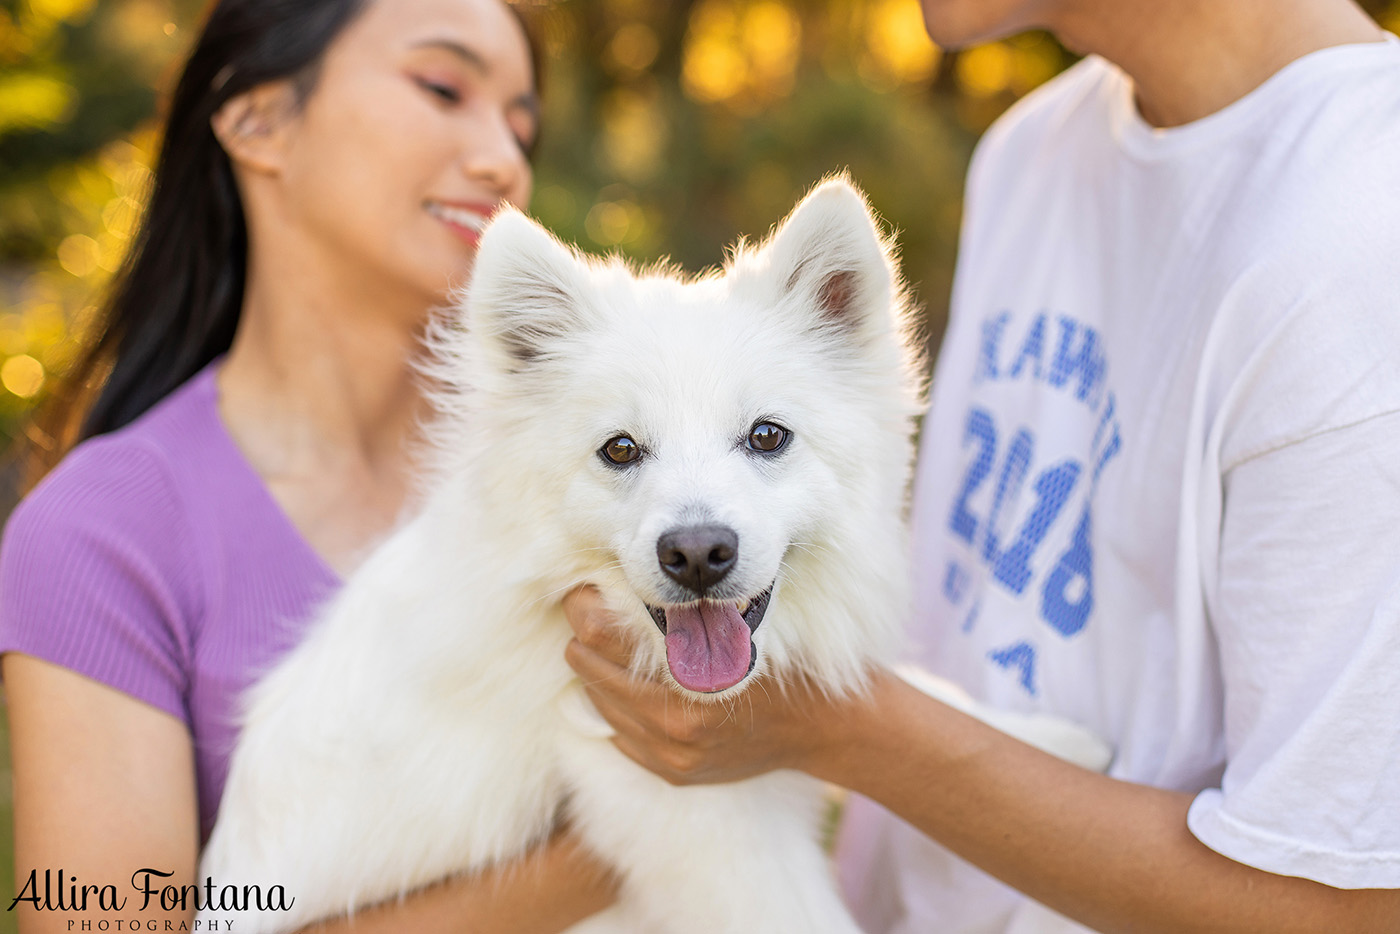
[562,587,1400,934]
[5,654,616,934]
[6,653,199,933]
[302,832,616,934]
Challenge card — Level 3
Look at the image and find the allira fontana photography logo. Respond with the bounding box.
[8,868,294,929]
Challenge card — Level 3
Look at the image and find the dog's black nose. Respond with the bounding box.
[656,525,739,594]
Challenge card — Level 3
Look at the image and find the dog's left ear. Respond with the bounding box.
[463,207,593,368]
[746,176,897,338]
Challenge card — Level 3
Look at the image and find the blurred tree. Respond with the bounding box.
[1,0,1398,471]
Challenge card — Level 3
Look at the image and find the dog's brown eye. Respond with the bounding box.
[600,435,642,466]
[748,422,789,454]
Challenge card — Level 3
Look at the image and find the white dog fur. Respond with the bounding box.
[198,178,1110,933]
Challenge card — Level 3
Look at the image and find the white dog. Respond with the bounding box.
[199,178,1109,933]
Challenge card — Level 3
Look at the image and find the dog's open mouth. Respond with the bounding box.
[644,586,772,694]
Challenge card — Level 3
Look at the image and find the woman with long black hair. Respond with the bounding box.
[0,0,617,929]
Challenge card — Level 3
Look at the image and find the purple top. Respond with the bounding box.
[0,359,341,843]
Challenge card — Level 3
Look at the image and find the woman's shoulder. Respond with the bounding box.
[10,363,221,538]
[0,360,233,620]
[0,369,223,719]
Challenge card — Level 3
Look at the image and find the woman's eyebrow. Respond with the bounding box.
[411,38,491,76]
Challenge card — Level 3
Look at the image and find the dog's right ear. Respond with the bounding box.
[732,176,899,348]
[463,208,592,368]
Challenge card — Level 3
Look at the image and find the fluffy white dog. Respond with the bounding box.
[199,178,1108,933]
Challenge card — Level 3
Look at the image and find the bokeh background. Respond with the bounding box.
[1,0,1399,924]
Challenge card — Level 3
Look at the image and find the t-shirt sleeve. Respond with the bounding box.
[1184,186,1400,889]
[1187,410,1400,889]
[0,438,199,724]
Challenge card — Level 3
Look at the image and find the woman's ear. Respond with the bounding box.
[210,82,300,175]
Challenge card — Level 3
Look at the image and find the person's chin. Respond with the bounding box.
[420,249,477,304]
[919,3,1031,50]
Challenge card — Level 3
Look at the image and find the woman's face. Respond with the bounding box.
[270,0,537,307]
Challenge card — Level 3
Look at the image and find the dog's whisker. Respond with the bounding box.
[754,678,775,705]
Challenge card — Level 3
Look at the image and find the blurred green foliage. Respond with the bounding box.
[0,0,1092,462]
[5,0,1397,463]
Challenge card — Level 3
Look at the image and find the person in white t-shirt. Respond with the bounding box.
[562,0,1400,930]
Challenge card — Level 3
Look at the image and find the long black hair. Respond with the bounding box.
[25,0,369,487]
[25,0,543,489]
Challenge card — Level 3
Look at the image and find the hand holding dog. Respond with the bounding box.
[563,585,878,786]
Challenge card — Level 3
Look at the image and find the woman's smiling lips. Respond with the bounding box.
[426,200,495,247]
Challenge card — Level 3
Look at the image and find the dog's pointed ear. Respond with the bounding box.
[463,208,592,367]
[746,177,896,337]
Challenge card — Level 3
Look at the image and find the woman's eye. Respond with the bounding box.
[747,422,790,454]
[600,435,642,467]
[416,79,461,104]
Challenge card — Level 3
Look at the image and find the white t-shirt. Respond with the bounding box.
[838,35,1400,934]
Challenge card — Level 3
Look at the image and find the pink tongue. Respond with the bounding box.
[664,602,752,693]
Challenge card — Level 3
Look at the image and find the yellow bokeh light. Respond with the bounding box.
[585,200,643,247]
[57,234,101,277]
[742,1,800,82]
[28,0,97,22]
[1011,47,1059,93]
[0,72,76,133]
[0,317,26,357]
[72,163,111,202]
[23,303,67,348]
[102,195,141,240]
[607,22,660,75]
[956,42,1015,97]
[600,88,667,182]
[2,355,46,399]
[99,238,126,274]
[866,0,941,84]
[683,33,747,103]
[682,0,801,107]
[689,0,739,37]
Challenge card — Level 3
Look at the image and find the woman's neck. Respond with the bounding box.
[215,248,443,575]
[1049,0,1386,127]
[219,308,432,481]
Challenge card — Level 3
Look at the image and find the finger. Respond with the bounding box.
[562,585,605,638]
[567,638,677,721]
[607,732,686,785]
[562,588,635,664]
[565,636,630,684]
[572,647,676,716]
[569,646,694,737]
[578,680,665,747]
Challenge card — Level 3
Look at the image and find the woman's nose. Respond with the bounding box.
[461,113,528,196]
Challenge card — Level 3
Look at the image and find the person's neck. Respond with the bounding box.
[1049,0,1386,127]
[219,250,440,489]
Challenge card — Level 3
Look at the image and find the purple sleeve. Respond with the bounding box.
[0,438,199,723]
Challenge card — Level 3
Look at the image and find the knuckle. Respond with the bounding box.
[576,617,605,646]
[663,745,702,777]
[563,638,586,668]
[563,587,602,631]
[675,718,706,745]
